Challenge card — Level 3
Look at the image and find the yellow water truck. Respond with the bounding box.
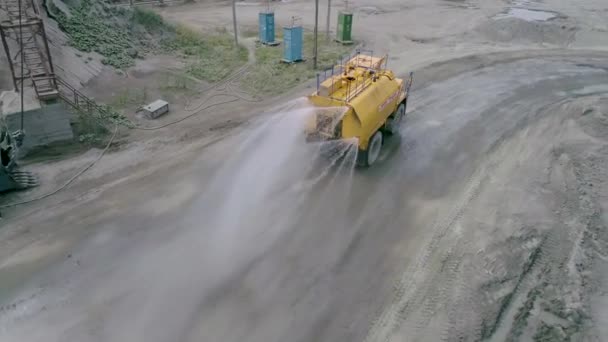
[306,51,413,166]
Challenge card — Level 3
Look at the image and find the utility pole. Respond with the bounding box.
[313,0,319,69]
[326,0,331,40]
[18,0,24,131]
[232,0,239,47]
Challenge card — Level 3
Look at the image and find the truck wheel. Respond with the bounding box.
[386,102,406,135]
[357,130,383,167]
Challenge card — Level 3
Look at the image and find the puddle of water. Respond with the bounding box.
[494,1,557,22]
[494,7,557,22]
[511,0,534,6]
[565,84,608,97]
[443,0,479,10]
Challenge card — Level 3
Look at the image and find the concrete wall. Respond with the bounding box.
[4,101,74,157]
[0,167,18,193]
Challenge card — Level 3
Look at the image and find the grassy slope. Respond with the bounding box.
[241,32,353,95]
[50,0,248,79]
[164,27,248,82]
[52,0,353,95]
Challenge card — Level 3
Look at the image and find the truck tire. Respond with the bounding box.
[385,102,406,135]
[357,130,383,167]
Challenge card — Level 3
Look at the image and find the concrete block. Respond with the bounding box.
[1,90,74,157]
[143,99,169,119]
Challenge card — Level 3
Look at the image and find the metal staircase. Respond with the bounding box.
[0,0,58,100]
[54,76,108,118]
[0,0,107,115]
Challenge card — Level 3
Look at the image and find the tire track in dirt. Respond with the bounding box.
[364,78,608,341]
[363,148,500,342]
[364,93,535,341]
[486,110,608,341]
[394,135,520,341]
[426,96,607,341]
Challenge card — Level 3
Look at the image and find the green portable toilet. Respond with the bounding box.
[336,11,353,44]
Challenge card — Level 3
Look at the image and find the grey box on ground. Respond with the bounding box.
[143,99,169,119]
[2,90,74,157]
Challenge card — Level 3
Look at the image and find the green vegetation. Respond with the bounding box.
[47,0,355,134]
[78,132,104,145]
[164,26,248,82]
[240,27,259,38]
[97,104,135,128]
[53,0,348,91]
[51,0,247,82]
[50,0,174,68]
[73,102,133,147]
[73,109,110,146]
[241,32,353,95]
[160,73,196,91]
[109,87,149,109]
[159,73,198,99]
[131,7,166,31]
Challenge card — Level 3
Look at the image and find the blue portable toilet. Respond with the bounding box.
[258,11,276,45]
[282,25,303,63]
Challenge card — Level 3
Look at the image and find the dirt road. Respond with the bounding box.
[1,50,607,341]
[1,0,608,341]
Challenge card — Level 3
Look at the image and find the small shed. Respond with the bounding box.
[142,99,169,119]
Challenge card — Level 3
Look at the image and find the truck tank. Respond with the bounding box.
[305,51,413,166]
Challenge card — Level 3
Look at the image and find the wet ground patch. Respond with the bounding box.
[493,8,558,22]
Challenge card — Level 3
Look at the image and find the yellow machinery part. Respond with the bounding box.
[306,53,411,151]
[307,73,406,150]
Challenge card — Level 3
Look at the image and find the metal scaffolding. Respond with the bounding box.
[0,0,58,100]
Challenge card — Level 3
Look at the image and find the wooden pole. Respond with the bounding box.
[232,0,239,47]
[326,0,331,40]
[18,0,24,130]
[313,0,319,69]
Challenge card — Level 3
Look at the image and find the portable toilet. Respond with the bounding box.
[336,11,354,44]
[282,24,303,63]
[258,11,276,45]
